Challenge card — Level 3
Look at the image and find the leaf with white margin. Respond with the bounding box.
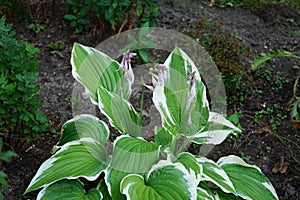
[197,157,236,194]
[153,47,209,137]
[25,138,108,193]
[120,160,197,200]
[175,152,202,185]
[192,112,241,145]
[197,187,214,200]
[217,155,278,200]
[37,179,102,200]
[97,86,141,136]
[56,114,109,147]
[98,179,112,200]
[105,135,159,200]
[71,43,131,104]
[154,126,173,149]
[198,182,241,200]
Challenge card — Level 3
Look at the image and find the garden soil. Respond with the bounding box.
[1,0,300,199]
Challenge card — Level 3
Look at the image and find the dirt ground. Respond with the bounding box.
[1,0,300,199]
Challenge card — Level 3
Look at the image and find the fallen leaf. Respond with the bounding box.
[291,120,300,129]
[254,127,271,139]
[272,156,290,174]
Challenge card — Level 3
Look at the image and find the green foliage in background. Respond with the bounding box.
[212,0,300,13]
[0,0,29,22]
[64,0,159,34]
[0,17,52,139]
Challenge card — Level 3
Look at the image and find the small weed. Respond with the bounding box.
[292,30,300,37]
[240,151,250,161]
[217,150,223,156]
[27,20,45,34]
[48,42,65,51]
[254,104,287,131]
[228,112,243,136]
[254,65,289,92]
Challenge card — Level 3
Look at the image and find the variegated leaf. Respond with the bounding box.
[217,155,278,200]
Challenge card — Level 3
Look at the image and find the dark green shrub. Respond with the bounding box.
[0,17,52,139]
[64,0,159,34]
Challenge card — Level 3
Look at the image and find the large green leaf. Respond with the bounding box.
[56,114,109,147]
[120,160,197,200]
[153,47,209,137]
[25,138,108,193]
[192,112,241,145]
[105,135,159,199]
[37,179,102,200]
[97,86,141,136]
[217,155,278,200]
[71,43,131,103]
[197,157,236,194]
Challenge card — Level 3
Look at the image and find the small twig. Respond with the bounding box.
[118,13,128,34]
[288,75,300,106]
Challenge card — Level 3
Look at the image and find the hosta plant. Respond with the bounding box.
[25,43,278,199]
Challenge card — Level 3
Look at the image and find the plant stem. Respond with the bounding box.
[176,138,193,156]
[139,85,145,127]
[170,137,179,156]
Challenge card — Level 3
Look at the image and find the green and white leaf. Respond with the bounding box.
[98,179,112,200]
[197,187,241,200]
[121,160,197,200]
[56,114,109,147]
[197,187,214,200]
[71,43,131,104]
[97,86,141,136]
[217,155,278,200]
[154,126,173,149]
[25,138,108,193]
[197,157,236,194]
[105,135,159,200]
[175,152,202,184]
[198,183,241,200]
[192,112,241,145]
[153,47,209,137]
[37,179,102,200]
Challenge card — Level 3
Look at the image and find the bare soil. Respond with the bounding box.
[1,0,300,199]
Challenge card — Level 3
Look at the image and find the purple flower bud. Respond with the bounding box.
[145,64,166,90]
[120,52,136,84]
[152,64,166,87]
[186,71,196,111]
[186,71,197,125]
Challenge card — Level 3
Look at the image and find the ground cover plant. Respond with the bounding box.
[25,43,279,199]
